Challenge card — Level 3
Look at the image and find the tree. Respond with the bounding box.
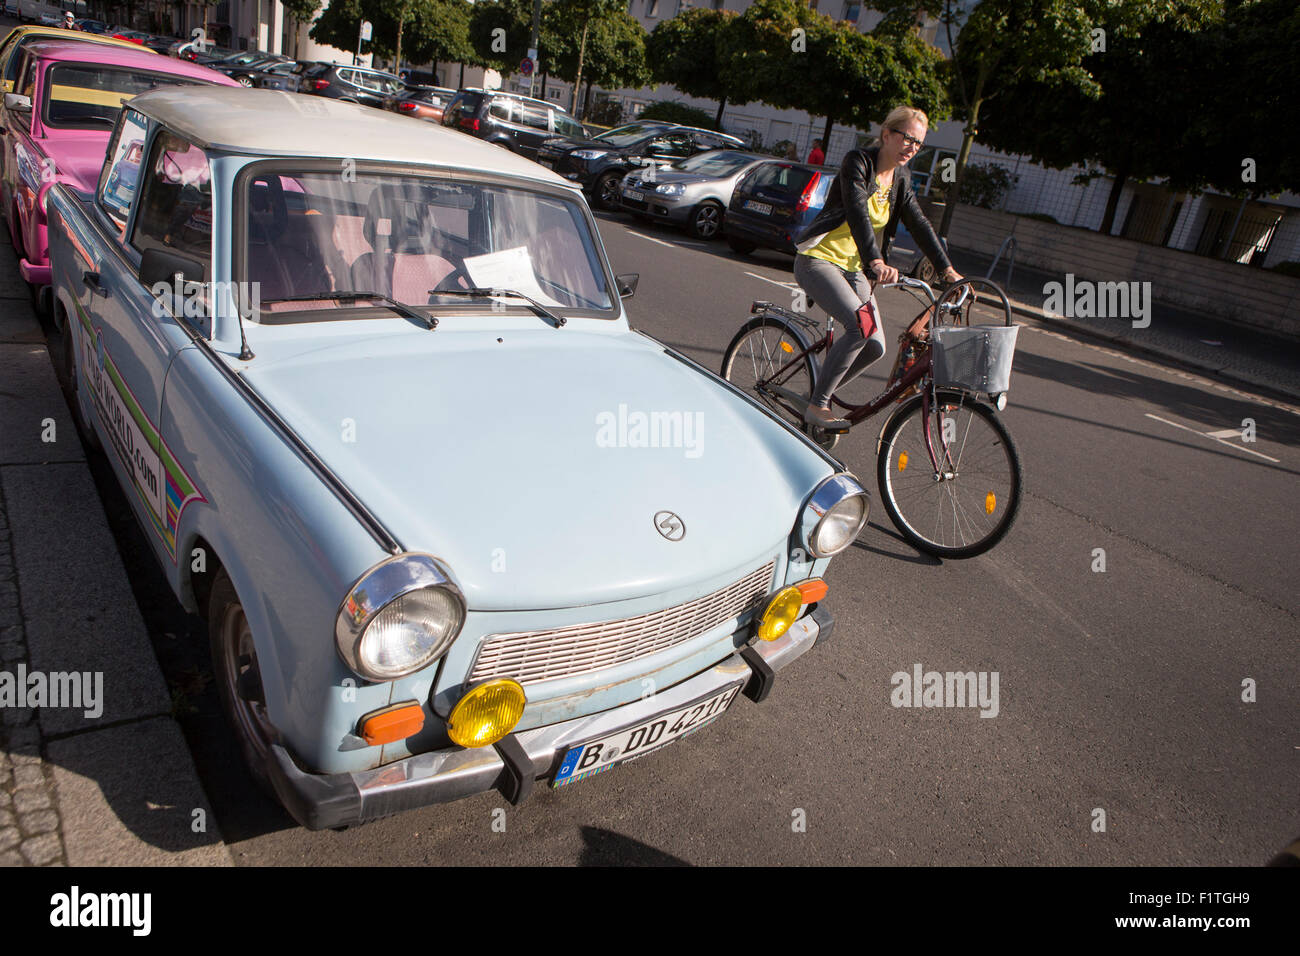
[281,0,324,59]
[549,1,649,116]
[312,0,473,70]
[546,0,627,115]
[646,8,742,127]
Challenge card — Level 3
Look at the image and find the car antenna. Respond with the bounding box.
[234,285,255,360]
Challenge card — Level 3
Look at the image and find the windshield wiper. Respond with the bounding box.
[263,291,437,329]
[428,287,566,327]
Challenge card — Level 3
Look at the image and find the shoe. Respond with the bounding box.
[804,403,849,430]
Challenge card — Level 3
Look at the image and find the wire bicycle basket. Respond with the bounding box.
[930,324,1021,396]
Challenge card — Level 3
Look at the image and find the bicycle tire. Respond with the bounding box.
[720,313,817,429]
[876,389,1022,558]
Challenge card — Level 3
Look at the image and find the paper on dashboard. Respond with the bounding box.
[462,246,563,306]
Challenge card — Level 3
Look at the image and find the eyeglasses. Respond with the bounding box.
[889,127,924,149]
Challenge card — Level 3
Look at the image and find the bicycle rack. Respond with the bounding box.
[986,234,1017,289]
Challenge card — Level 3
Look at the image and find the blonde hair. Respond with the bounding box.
[871,106,929,148]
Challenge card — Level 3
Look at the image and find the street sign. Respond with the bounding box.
[527,47,538,62]
[360,20,372,41]
[520,57,534,76]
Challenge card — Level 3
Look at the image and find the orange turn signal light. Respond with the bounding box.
[360,702,425,746]
[795,578,828,604]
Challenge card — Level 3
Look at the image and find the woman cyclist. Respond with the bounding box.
[794,106,962,429]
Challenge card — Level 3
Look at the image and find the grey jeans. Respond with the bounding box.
[794,254,887,407]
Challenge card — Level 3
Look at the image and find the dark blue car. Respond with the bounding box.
[724,159,836,256]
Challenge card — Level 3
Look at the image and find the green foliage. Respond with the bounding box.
[646,9,741,105]
[957,163,1016,208]
[309,0,473,65]
[586,96,624,127]
[280,0,324,25]
[638,100,719,131]
[549,1,650,92]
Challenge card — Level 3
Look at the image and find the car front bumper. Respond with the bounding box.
[266,603,833,829]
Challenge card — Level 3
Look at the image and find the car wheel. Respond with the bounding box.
[596,171,623,210]
[210,567,275,794]
[727,236,757,255]
[690,201,724,240]
[236,75,254,87]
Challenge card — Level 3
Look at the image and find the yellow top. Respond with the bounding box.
[802,178,891,273]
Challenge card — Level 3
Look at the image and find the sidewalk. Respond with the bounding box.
[944,246,1300,405]
[0,235,229,866]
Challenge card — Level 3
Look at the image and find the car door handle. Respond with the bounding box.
[82,271,108,297]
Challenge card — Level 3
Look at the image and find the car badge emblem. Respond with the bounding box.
[654,511,685,541]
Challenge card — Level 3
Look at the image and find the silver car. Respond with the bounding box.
[617,149,768,240]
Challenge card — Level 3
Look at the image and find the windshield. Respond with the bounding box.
[240,169,615,320]
[673,151,760,176]
[591,123,666,147]
[45,65,211,129]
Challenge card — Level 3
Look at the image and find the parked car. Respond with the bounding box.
[441,88,586,160]
[0,23,155,92]
[172,39,236,62]
[0,38,238,295]
[73,19,109,34]
[535,121,746,210]
[221,57,303,89]
[724,159,836,256]
[298,62,402,108]
[47,86,864,829]
[615,149,768,240]
[383,84,455,123]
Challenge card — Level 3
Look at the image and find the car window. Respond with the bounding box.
[96,107,149,225]
[4,38,33,86]
[647,132,692,158]
[673,151,760,176]
[131,132,213,277]
[237,169,614,317]
[592,123,666,147]
[45,65,207,130]
[519,104,549,130]
[488,100,511,121]
[552,112,584,137]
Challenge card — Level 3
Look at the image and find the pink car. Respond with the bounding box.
[0,39,239,293]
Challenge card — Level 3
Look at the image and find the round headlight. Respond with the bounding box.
[757,586,803,642]
[800,474,870,558]
[448,679,527,748]
[336,554,466,682]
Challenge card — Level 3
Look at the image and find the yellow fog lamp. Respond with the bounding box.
[447,679,527,748]
[757,586,804,642]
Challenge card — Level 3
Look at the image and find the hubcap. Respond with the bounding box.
[222,605,274,751]
[696,206,720,237]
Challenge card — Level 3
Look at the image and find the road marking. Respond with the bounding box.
[1144,413,1281,463]
[745,271,797,290]
[1205,428,1241,439]
[624,229,707,249]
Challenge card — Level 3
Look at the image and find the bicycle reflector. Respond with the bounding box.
[799,474,870,558]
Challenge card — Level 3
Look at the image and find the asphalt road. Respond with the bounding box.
[70,208,1299,866]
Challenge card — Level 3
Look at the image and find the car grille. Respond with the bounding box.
[469,561,777,687]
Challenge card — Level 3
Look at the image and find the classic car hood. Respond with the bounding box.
[42,131,112,193]
[240,326,832,611]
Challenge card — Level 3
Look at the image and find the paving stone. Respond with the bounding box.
[21,809,57,836]
[0,826,17,852]
[12,764,43,788]
[12,788,51,814]
[20,833,60,866]
[0,808,13,830]
[0,849,22,866]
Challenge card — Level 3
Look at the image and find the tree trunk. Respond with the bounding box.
[714,96,726,129]
[459,61,465,87]
[395,7,406,76]
[541,72,548,99]
[938,65,987,240]
[582,78,594,120]
[1099,151,1132,236]
[821,115,833,149]
[569,22,588,116]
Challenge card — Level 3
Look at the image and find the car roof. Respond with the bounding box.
[128,87,581,186]
[2,24,158,53]
[22,37,231,75]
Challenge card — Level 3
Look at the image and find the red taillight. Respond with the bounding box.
[460,116,479,131]
[312,79,330,90]
[795,171,821,212]
[398,102,417,112]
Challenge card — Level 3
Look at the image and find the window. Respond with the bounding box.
[489,100,512,121]
[131,132,213,276]
[647,132,692,158]
[96,107,149,225]
[552,112,585,137]
[647,0,659,16]
[519,105,549,130]
[841,1,860,22]
[712,0,724,8]
[45,65,205,130]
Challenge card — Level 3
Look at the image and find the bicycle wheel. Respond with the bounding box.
[721,314,817,429]
[877,389,1022,558]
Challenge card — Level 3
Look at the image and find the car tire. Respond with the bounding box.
[210,566,276,795]
[595,171,623,211]
[727,236,757,255]
[690,201,724,240]
[236,75,254,87]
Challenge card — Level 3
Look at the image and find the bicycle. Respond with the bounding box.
[720,276,1023,559]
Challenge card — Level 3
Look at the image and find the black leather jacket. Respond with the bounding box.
[795,144,951,277]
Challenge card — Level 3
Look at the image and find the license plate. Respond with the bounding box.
[743,200,773,215]
[538,159,553,168]
[551,683,743,789]
[623,188,644,202]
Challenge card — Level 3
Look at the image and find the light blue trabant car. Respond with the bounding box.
[46,88,870,828]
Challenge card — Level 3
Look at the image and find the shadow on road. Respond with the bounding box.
[578,825,691,866]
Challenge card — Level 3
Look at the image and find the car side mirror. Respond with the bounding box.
[139,246,205,292]
[4,93,32,113]
[616,273,639,299]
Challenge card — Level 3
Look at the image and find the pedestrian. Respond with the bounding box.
[792,106,962,428]
[63,11,80,30]
[807,138,825,165]
[783,141,799,160]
